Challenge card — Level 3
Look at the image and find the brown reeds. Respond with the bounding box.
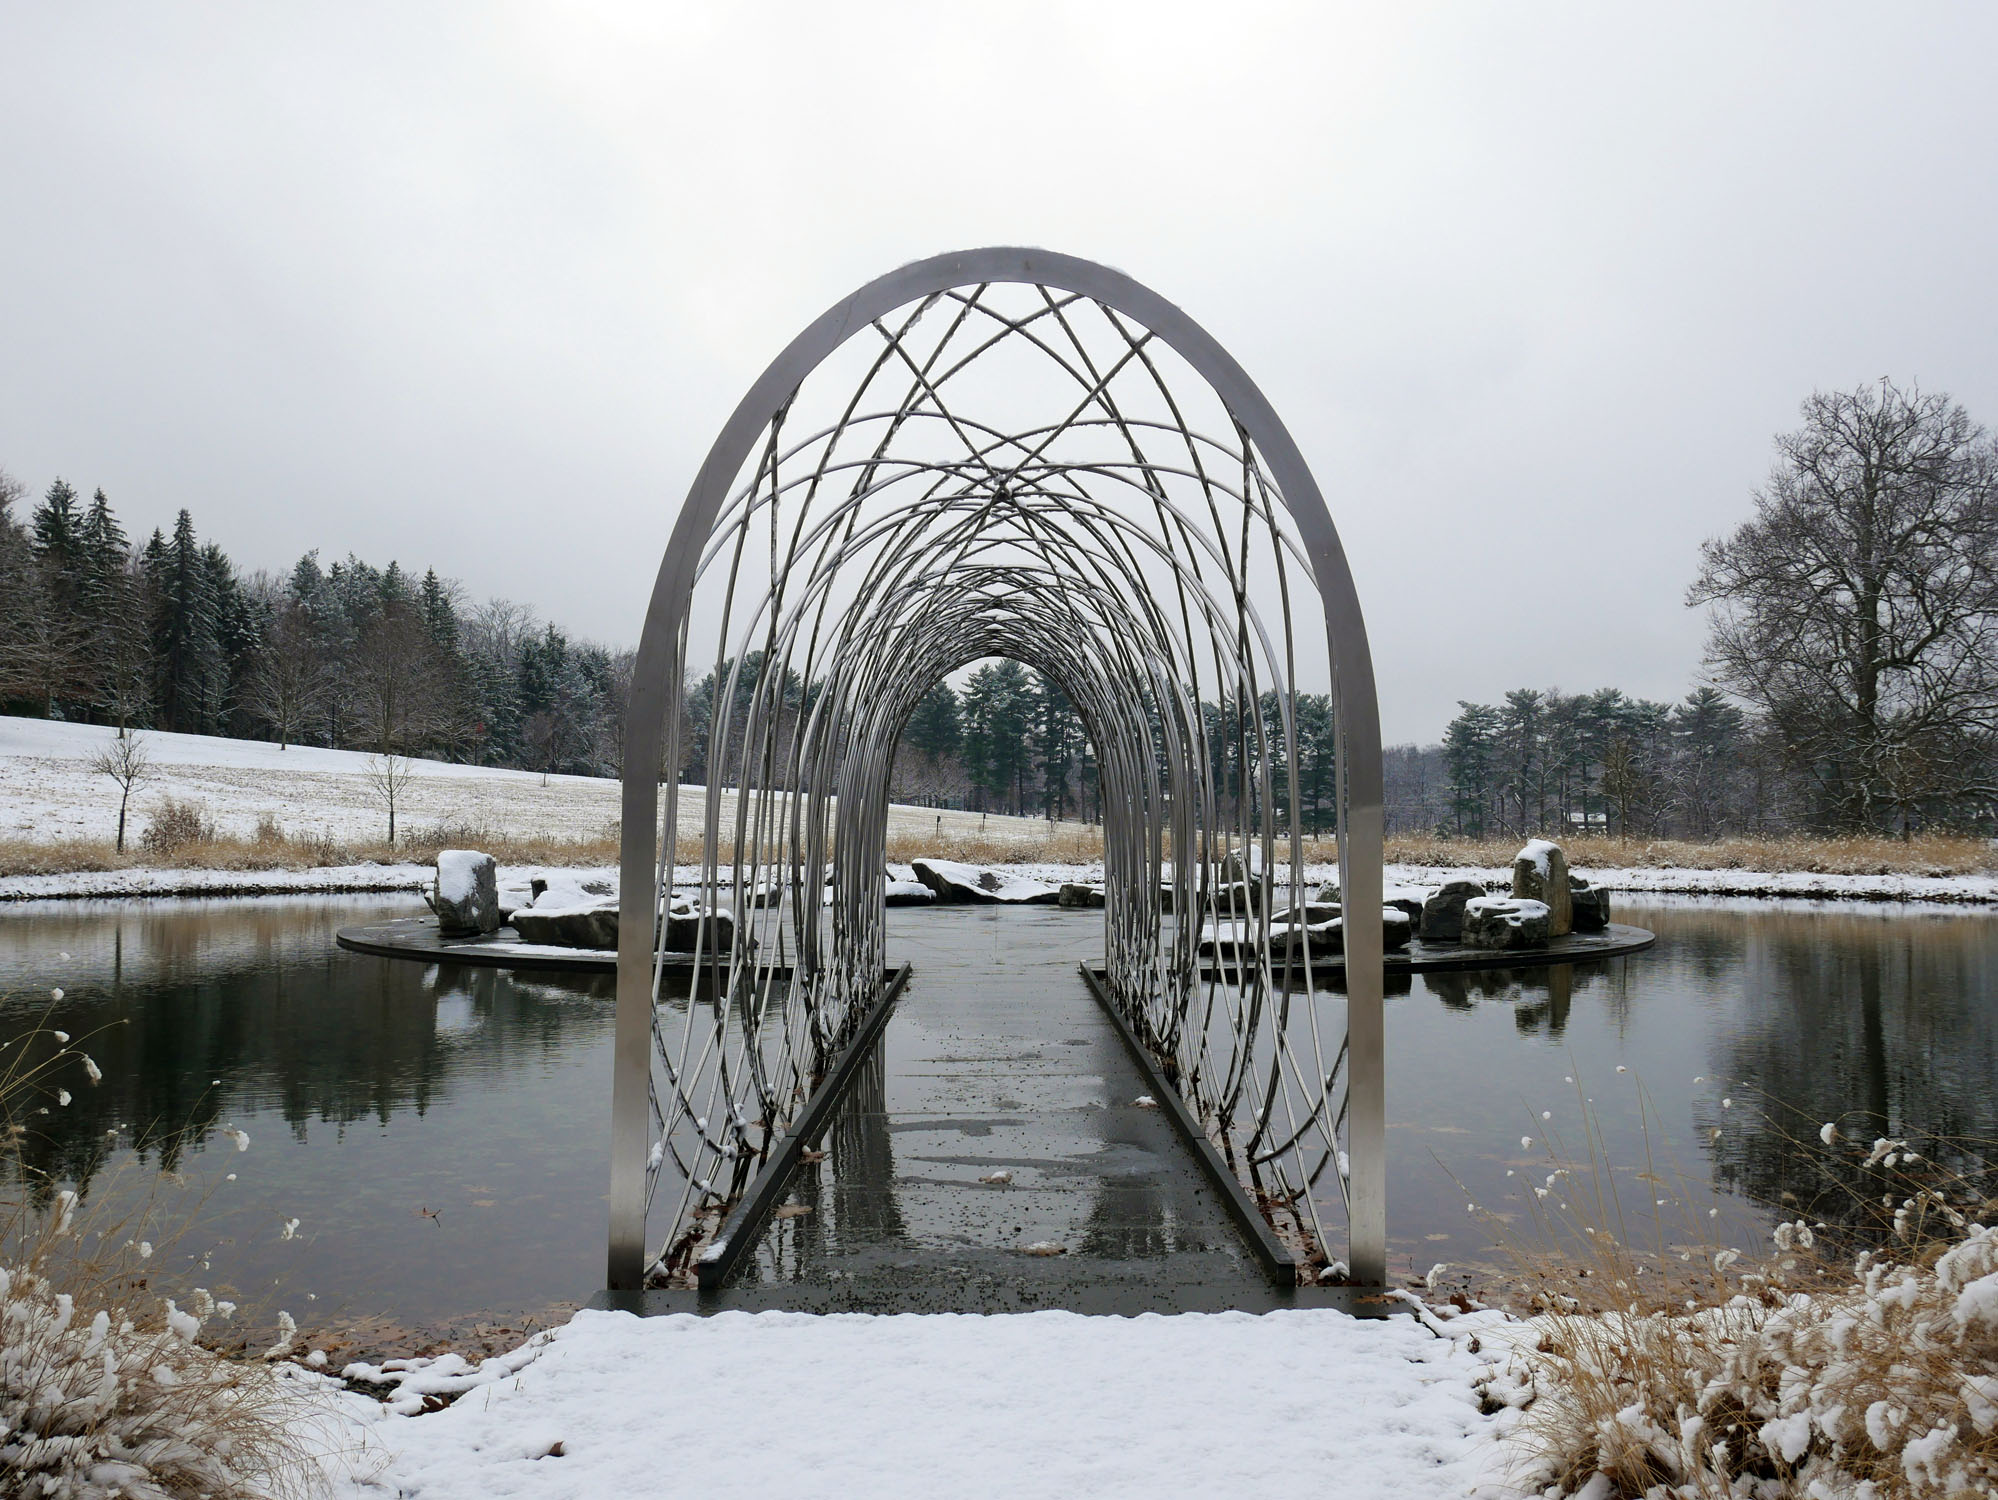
[1,1012,341,1496]
[6,823,1995,881]
[1466,1082,1998,1498]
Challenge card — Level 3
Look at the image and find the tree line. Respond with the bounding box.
[6,380,1993,838]
[0,473,631,776]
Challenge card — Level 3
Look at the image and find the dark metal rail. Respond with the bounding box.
[694,963,912,1292]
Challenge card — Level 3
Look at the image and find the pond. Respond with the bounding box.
[2,893,1993,1340]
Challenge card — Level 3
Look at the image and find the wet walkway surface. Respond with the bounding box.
[722,907,1270,1311]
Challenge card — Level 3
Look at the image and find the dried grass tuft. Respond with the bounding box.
[1469,1086,1998,1498]
[1,1012,339,1497]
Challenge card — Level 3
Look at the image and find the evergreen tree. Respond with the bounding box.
[78,489,150,730]
[420,567,460,651]
[203,542,258,733]
[1442,701,1501,836]
[960,660,1034,814]
[149,510,221,733]
[1031,672,1083,819]
[29,478,85,612]
[903,682,961,763]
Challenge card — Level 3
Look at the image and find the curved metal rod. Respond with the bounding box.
[611,249,1384,1290]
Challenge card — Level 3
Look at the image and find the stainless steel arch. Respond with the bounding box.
[610,247,1385,1291]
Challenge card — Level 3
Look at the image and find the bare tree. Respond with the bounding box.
[88,732,152,853]
[243,591,332,749]
[1690,380,1998,831]
[364,750,417,844]
[2,591,93,716]
[345,601,455,757]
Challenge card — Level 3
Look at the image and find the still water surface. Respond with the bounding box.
[1,894,1993,1329]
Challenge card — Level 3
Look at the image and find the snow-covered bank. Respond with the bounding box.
[9,855,1998,906]
[310,1306,1509,1499]
[1383,861,1998,906]
[961,859,1998,907]
[0,862,433,902]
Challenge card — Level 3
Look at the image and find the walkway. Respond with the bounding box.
[725,907,1268,1311]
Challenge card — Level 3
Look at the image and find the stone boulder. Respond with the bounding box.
[661,906,739,954]
[1217,847,1263,887]
[911,857,1060,905]
[433,850,501,937]
[1569,876,1610,933]
[1313,881,1422,928]
[1263,915,1342,956]
[1262,905,1412,955]
[1278,900,1342,927]
[1384,889,1426,929]
[1462,896,1551,949]
[1419,879,1488,942]
[513,901,619,949]
[1209,882,1260,913]
[1382,907,1414,950]
[1511,839,1572,938]
[1058,882,1106,909]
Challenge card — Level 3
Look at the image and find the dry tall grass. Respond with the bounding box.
[1385,830,1998,876]
[1469,1088,1998,1498]
[6,819,1995,881]
[1,1012,336,1497]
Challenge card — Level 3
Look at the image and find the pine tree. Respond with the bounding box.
[203,542,258,734]
[29,478,85,612]
[420,568,460,651]
[151,510,221,733]
[78,489,150,731]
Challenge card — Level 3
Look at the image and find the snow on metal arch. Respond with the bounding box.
[609,248,1385,1291]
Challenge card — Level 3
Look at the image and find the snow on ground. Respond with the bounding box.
[10,853,1998,907]
[0,716,1061,848]
[311,1306,1510,1500]
[978,858,1998,906]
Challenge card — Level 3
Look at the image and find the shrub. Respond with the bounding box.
[139,797,216,855]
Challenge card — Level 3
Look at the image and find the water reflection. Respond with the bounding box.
[4,894,1995,1313]
[1382,899,1998,1280]
[1,897,616,1333]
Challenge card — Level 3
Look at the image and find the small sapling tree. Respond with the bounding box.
[87,731,152,853]
[365,750,416,845]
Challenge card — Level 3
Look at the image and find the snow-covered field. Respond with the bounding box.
[306,1305,1512,1500]
[0,716,1060,848]
[9,718,1998,906]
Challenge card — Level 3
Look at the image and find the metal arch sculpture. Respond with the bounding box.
[609,248,1385,1291]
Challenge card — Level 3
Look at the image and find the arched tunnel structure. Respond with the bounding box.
[608,248,1385,1292]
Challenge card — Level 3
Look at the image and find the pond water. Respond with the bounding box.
[1,894,1993,1339]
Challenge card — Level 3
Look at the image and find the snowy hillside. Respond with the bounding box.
[0,717,1058,847]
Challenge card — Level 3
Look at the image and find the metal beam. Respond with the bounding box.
[693,964,911,1293]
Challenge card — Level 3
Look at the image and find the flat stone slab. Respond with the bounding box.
[334,916,760,974]
[339,912,1654,978]
[1197,922,1655,979]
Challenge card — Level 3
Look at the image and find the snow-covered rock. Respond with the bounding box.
[431,849,500,936]
[1058,882,1104,909]
[910,857,1060,905]
[661,907,740,954]
[1569,874,1610,932]
[512,901,619,949]
[1511,838,1571,937]
[1462,895,1551,948]
[1419,878,1487,941]
[883,879,934,907]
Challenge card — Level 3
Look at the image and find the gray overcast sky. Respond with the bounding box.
[4,3,1994,744]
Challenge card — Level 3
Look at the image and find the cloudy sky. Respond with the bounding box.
[4,3,1994,743]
